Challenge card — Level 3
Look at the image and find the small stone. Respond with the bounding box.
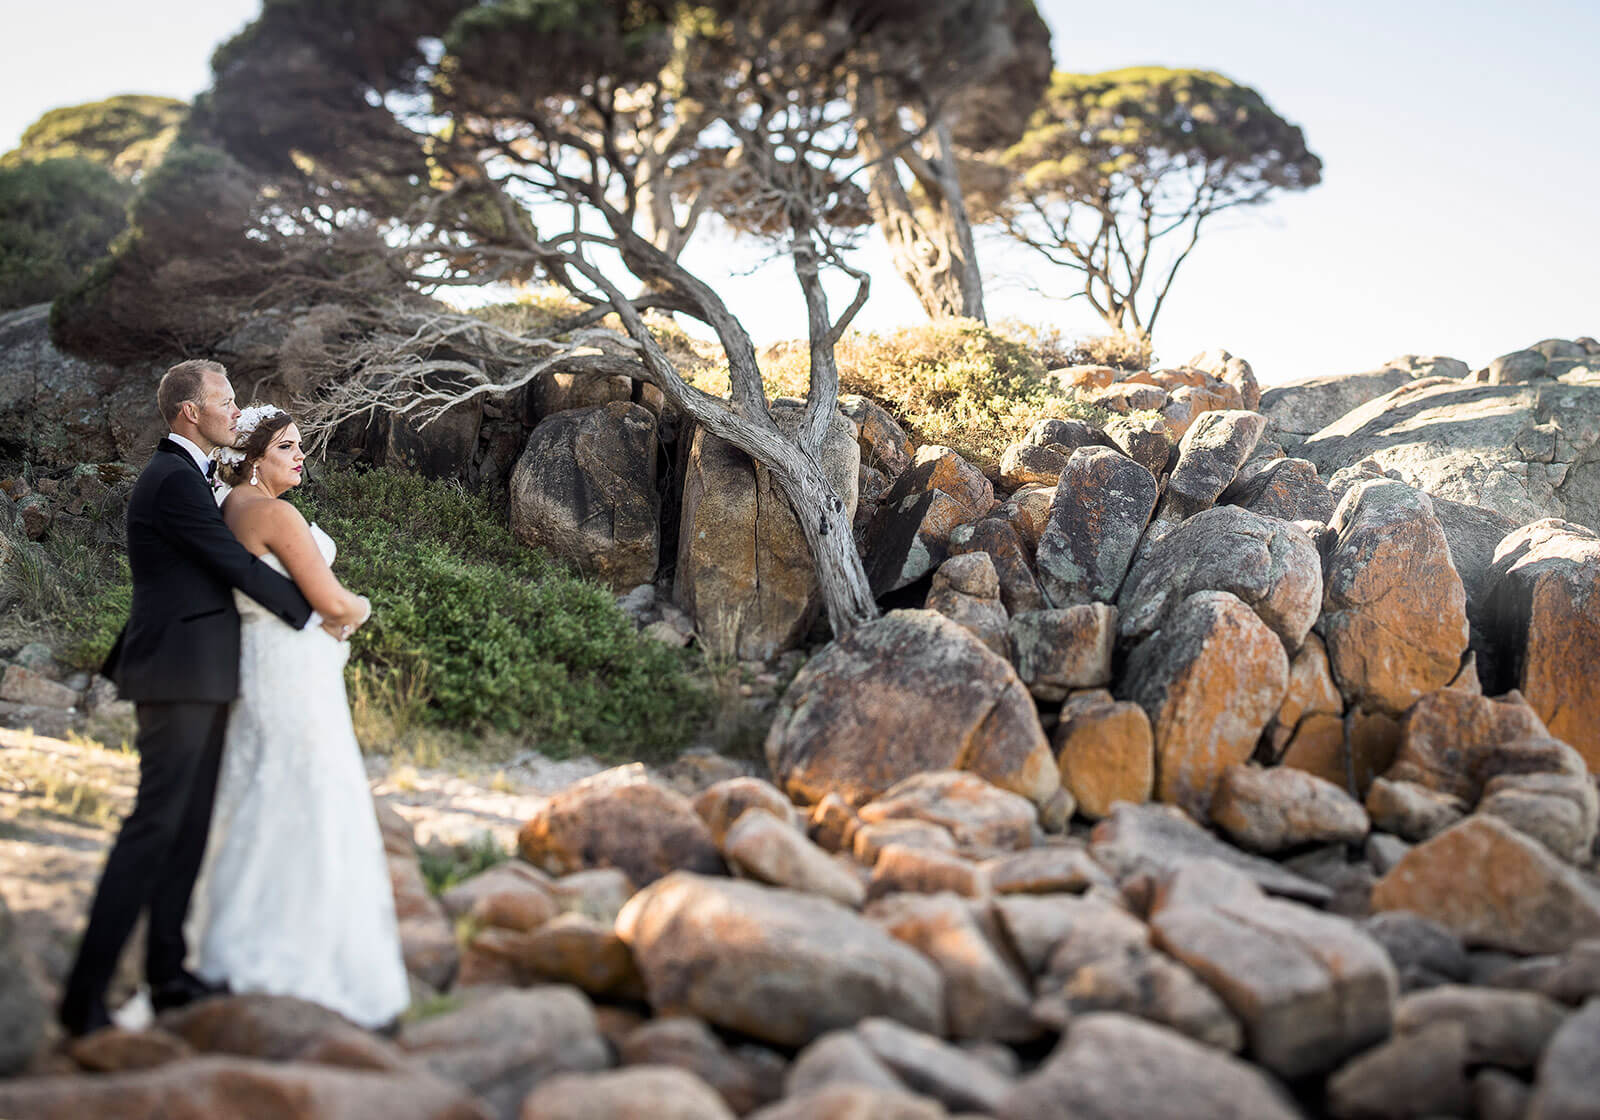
[868,845,987,900]
[859,771,1037,853]
[1526,997,1600,1120]
[1325,1020,1471,1120]
[1364,778,1467,842]
[1209,765,1369,853]
[1395,985,1566,1069]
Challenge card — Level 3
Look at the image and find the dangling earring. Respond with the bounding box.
[250,464,260,487]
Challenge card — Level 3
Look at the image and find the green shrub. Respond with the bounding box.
[293,467,707,759]
[688,318,1110,469]
[418,830,508,895]
[0,157,131,310]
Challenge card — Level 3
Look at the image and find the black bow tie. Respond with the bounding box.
[204,459,217,480]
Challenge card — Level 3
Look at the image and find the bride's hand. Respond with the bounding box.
[322,597,372,642]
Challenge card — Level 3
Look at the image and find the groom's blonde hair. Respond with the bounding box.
[158,360,228,425]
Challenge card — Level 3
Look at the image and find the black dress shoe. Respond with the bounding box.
[150,971,230,1013]
[59,996,112,1038]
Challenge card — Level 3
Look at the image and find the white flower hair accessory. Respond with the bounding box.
[214,404,285,466]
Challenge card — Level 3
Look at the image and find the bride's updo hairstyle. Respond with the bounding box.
[218,405,295,487]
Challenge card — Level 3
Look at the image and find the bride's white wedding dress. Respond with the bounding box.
[189,523,409,1028]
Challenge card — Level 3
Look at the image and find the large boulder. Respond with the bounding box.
[1528,997,1600,1120]
[676,402,859,659]
[1118,591,1289,820]
[616,872,944,1047]
[509,401,660,590]
[1487,518,1600,769]
[765,610,1058,809]
[0,895,44,1076]
[1320,480,1469,715]
[1187,349,1261,411]
[384,398,482,481]
[1219,457,1336,523]
[517,766,724,887]
[1053,690,1154,819]
[1034,446,1158,607]
[1260,355,1466,450]
[947,518,1048,616]
[1147,410,1267,535]
[1117,505,1322,653]
[864,445,994,594]
[1299,375,1600,529]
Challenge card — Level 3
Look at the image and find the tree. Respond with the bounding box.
[853,0,1052,322]
[991,67,1321,336]
[0,158,130,310]
[93,0,1025,640]
[2,95,187,179]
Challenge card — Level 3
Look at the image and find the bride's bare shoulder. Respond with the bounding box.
[225,494,307,539]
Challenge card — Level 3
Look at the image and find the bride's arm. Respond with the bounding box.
[253,501,370,629]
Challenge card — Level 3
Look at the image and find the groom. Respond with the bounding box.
[58,360,318,1036]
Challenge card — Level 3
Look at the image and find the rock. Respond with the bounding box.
[1220,457,1336,523]
[692,777,800,847]
[838,395,915,478]
[1371,816,1600,953]
[1090,801,1332,904]
[616,872,944,1046]
[1279,708,1400,799]
[1034,446,1159,607]
[462,913,642,997]
[517,767,724,888]
[66,1027,193,1073]
[1364,778,1467,842]
[1118,591,1289,820]
[1325,1021,1471,1120]
[509,402,660,590]
[1025,415,1113,453]
[1262,634,1343,760]
[619,1018,783,1115]
[1476,761,1599,865]
[1188,349,1261,411]
[399,986,609,1117]
[866,893,1035,1041]
[946,518,1048,615]
[1488,518,1600,769]
[385,830,460,991]
[1088,381,1168,414]
[1395,985,1566,1068]
[998,442,1068,489]
[724,809,866,908]
[1007,604,1116,701]
[545,868,635,925]
[1320,480,1470,715]
[855,1018,1014,1113]
[865,446,994,593]
[1117,505,1323,653]
[1048,365,1119,392]
[765,610,1058,809]
[995,1013,1300,1120]
[1364,833,1411,876]
[385,398,482,481]
[1475,1070,1533,1120]
[1527,997,1600,1120]
[1299,376,1600,530]
[868,844,987,900]
[1387,688,1554,801]
[1361,911,1471,992]
[439,862,556,925]
[527,367,633,421]
[0,665,79,709]
[1488,348,1551,385]
[1490,940,1600,1005]
[784,1030,907,1097]
[983,845,1114,895]
[1431,496,1520,682]
[676,401,859,658]
[1260,356,1462,449]
[1053,689,1155,819]
[162,994,408,1069]
[517,1066,736,1120]
[1151,868,1398,1078]
[808,793,862,854]
[925,554,1010,657]
[749,1085,948,1120]
[1102,414,1174,476]
[858,771,1037,852]
[1209,765,1369,853]
[0,1056,492,1120]
[0,895,45,1076]
[1148,410,1267,535]
[993,484,1055,550]
[853,820,957,866]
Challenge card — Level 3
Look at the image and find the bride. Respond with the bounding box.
[188,404,410,1029]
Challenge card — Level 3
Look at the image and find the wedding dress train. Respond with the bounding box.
[190,523,409,1028]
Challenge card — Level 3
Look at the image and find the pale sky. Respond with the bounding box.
[5,0,1597,384]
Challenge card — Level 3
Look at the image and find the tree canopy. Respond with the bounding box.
[0,157,131,310]
[991,66,1322,336]
[2,95,187,179]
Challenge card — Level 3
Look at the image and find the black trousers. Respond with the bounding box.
[60,702,229,1021]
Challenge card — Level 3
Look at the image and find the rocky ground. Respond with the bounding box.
[3,329,1600,1117]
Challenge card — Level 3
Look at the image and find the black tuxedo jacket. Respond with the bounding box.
[102,439,314,703]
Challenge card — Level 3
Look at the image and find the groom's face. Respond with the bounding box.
[190,372,243,452]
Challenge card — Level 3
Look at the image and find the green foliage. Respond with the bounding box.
[417,830,507,894]
[0,159,131,311]
[995,66,1321,335]
[293,467,707,758]
[2,95,187,178]
[691,318,1109,469]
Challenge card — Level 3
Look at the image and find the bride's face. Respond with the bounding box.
[256,423,307,493]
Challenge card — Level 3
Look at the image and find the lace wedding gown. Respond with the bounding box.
[189,523,410,1028]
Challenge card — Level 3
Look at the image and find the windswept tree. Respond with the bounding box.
[853,0,1052,322]
[990,67,1321,336]
[99,0,1028,639]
